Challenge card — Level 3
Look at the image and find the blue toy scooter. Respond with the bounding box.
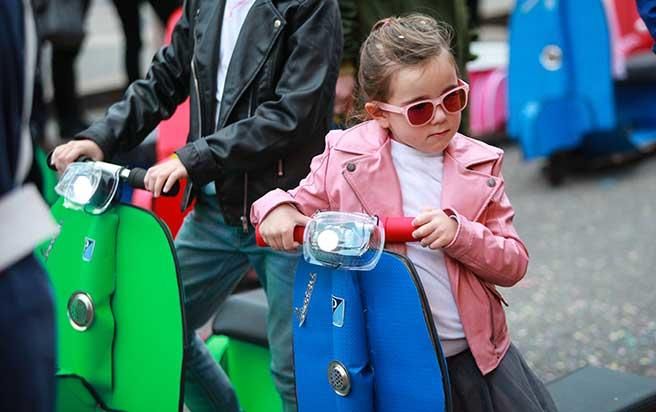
[257,212,452,411]
[508,0,656,184]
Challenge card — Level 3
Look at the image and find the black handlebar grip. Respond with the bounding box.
[46,151,57,171]
[127,168,148,190]
[127,168,180,197]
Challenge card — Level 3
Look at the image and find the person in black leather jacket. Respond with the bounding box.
[50,0,342,410]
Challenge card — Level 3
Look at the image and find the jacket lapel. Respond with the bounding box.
[336,128,405,219]
[442,136,502,222]
[217,0,284,128]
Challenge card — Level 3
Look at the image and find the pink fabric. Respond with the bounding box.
[251,120,529,374]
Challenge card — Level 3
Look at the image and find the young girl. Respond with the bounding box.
[251,14,557,412]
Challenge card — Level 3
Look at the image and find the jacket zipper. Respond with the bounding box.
[277,159,284,177]
[241,173,249,233]
[240,88,256,233]
[191,58,203,140]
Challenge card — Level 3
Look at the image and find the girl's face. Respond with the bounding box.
[366,54,462,154]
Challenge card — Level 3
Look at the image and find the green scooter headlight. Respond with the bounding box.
[55,162,121,214]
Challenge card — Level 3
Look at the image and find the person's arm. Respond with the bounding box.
[637,0,656,47]
[333,0,358,117]
[78,0,195,159]
[442,158,529,288]
[176,0,342,187]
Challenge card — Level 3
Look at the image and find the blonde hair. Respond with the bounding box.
[357,14,457,106]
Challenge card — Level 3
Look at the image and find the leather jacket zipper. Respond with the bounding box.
[241,172,249,233]
[191,58,203,140]
[240,88,255,233]
[277,159,284,177]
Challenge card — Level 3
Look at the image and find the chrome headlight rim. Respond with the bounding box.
[302,211,385,271]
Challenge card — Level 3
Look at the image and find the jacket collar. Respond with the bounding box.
[333,120,499,168]
[335,121,502,222]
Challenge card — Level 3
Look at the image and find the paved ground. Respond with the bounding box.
[499,144,656,382]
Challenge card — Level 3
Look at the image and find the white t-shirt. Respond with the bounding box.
[215,0,257,125]
[205,0,257,195]
[390,139,468,357]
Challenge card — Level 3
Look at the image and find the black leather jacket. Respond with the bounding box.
[80,0,342,228]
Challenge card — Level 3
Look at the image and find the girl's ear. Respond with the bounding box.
[365,102,390,129]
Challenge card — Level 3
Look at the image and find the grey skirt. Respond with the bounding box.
[446,344,558,412]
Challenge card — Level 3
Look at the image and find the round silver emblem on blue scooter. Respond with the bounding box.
[67,292,95,331]
[327,360,351,396]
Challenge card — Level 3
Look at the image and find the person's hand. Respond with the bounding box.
[333,72,356,116]
[411,208,458,249]
[258,203,310,251]
[144,155,189,197]
[50,139,104,173]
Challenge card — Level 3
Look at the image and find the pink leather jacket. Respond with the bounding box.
[251,120,529,374]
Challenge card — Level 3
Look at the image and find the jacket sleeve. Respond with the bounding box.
[442,160,529,287]
[177,0,342,185]
[339,0,359,65]
[76,0,194,159]
[251,134,334,224]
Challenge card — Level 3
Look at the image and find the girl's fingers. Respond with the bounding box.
[429,236,449,250]
[413,220,437,240]
[282,232,295,251]
[420,227,442,247]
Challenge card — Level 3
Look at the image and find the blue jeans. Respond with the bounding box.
[175,193,298,412]
[0,255,55,412]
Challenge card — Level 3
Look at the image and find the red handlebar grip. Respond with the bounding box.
[255,225,305,247]
[293,226,305,243]
[383,217,415,243]
[255,227,266,247]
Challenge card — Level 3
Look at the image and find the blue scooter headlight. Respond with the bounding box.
[55,162,121,214]
[302,212,385,270]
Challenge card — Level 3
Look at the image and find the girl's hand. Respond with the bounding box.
[411,208,458,249]
[144,156,188,197]
[259,204,310,251]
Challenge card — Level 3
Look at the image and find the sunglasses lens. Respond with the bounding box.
[443,88,467,113]
[407,101,434,125]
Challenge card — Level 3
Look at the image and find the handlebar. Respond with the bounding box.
[255,216,415,247]
[123,167,180,196]
[47,151,180,197]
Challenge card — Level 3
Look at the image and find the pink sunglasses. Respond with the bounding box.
[376,80,469,127]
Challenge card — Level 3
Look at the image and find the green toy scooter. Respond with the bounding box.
[38,159,185,411]
[39,158,282,411]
